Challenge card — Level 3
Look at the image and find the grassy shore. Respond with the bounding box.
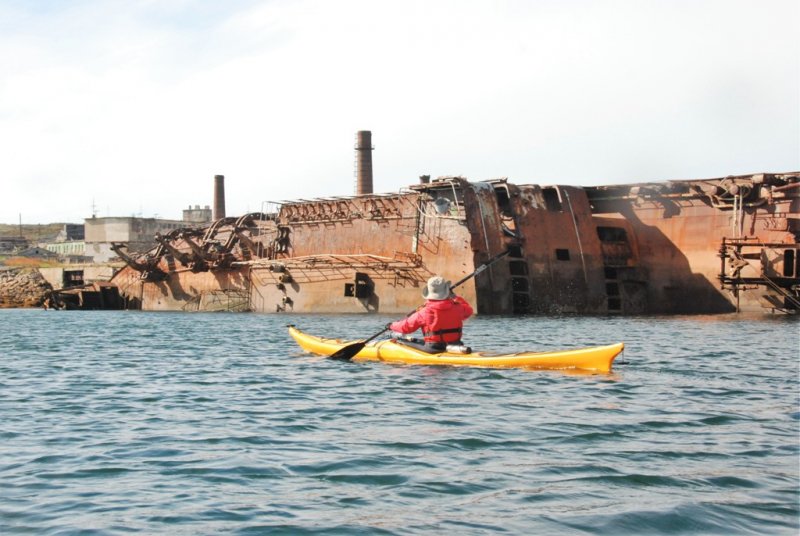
[0,223,66,242]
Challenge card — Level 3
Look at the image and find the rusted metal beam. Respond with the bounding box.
[110,243,166,281]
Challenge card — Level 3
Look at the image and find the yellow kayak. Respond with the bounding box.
[288,326,623,372]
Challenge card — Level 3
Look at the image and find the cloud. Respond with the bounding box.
[1,0,798,223]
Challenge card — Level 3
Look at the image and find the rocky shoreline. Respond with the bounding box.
[0,268,53,308]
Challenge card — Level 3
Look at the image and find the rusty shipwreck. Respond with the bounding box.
[108,134,799,315]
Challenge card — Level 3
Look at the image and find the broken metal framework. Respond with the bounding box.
[719,237,800,313]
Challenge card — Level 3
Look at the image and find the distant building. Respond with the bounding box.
[44,240,86,257]
[40,265,118,290]
[183,205,213,224]
[17,246,59,259]
[55,223,85,242]
[84,216,186,263]
[39,225,89,262]
[0,237,28,253]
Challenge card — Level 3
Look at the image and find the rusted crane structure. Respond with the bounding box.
[109,168,799,315]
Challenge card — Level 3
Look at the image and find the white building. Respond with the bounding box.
[84,216,186,263]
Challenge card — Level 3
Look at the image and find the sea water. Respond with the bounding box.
[0,309,798,535]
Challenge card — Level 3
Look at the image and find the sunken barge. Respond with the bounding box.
[108,144,799,315]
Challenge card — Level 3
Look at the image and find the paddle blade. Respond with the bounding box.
[329,342,366,360]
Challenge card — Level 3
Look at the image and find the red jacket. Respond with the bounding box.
[389,296,474,344]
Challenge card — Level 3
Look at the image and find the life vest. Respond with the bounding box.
[422,300,466,344]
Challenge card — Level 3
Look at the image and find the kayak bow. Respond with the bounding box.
[288,325,623,372]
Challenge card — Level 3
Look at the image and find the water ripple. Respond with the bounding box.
[0,310,797,535]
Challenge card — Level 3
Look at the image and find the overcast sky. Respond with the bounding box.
[1,0,798,224]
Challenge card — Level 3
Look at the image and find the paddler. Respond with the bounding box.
[388,275,474,353]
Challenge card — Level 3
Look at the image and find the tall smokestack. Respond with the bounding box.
[213,174,226,220]
[355,130,373,195]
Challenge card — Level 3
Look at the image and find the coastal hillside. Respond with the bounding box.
[0,223,65,242]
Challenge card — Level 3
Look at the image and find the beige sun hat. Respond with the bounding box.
[422,276,451,300]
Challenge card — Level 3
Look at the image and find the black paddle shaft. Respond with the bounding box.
[328,248,512,360]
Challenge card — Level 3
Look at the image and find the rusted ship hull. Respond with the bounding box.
[586,173,799,313]
[110,172,800,315]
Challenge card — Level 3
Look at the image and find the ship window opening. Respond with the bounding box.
[509,260,528,276]
[507,245,523,258]
[608,297,621,311]
[513,294,530,309]
[604,267,618,279]
[555,249,570,261]
[606,282,620,296]
[511,278,529,292]
[494,187,511,216]
[797,252,800,280]
[543,188,562,211]
[428,185,464,207]
[63,270,84,288]
[344,272,371,298]
[597,226,628,242]
[784,249,796,277]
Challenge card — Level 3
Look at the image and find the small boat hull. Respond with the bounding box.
[288,326,623,372]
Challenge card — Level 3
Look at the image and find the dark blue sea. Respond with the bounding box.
[1,309,798,535]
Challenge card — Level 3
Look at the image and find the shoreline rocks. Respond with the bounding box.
[0,268,53,308]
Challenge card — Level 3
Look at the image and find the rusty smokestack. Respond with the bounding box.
[213,174,226,220]
[419,175,431,184]
[355,130,373,195]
